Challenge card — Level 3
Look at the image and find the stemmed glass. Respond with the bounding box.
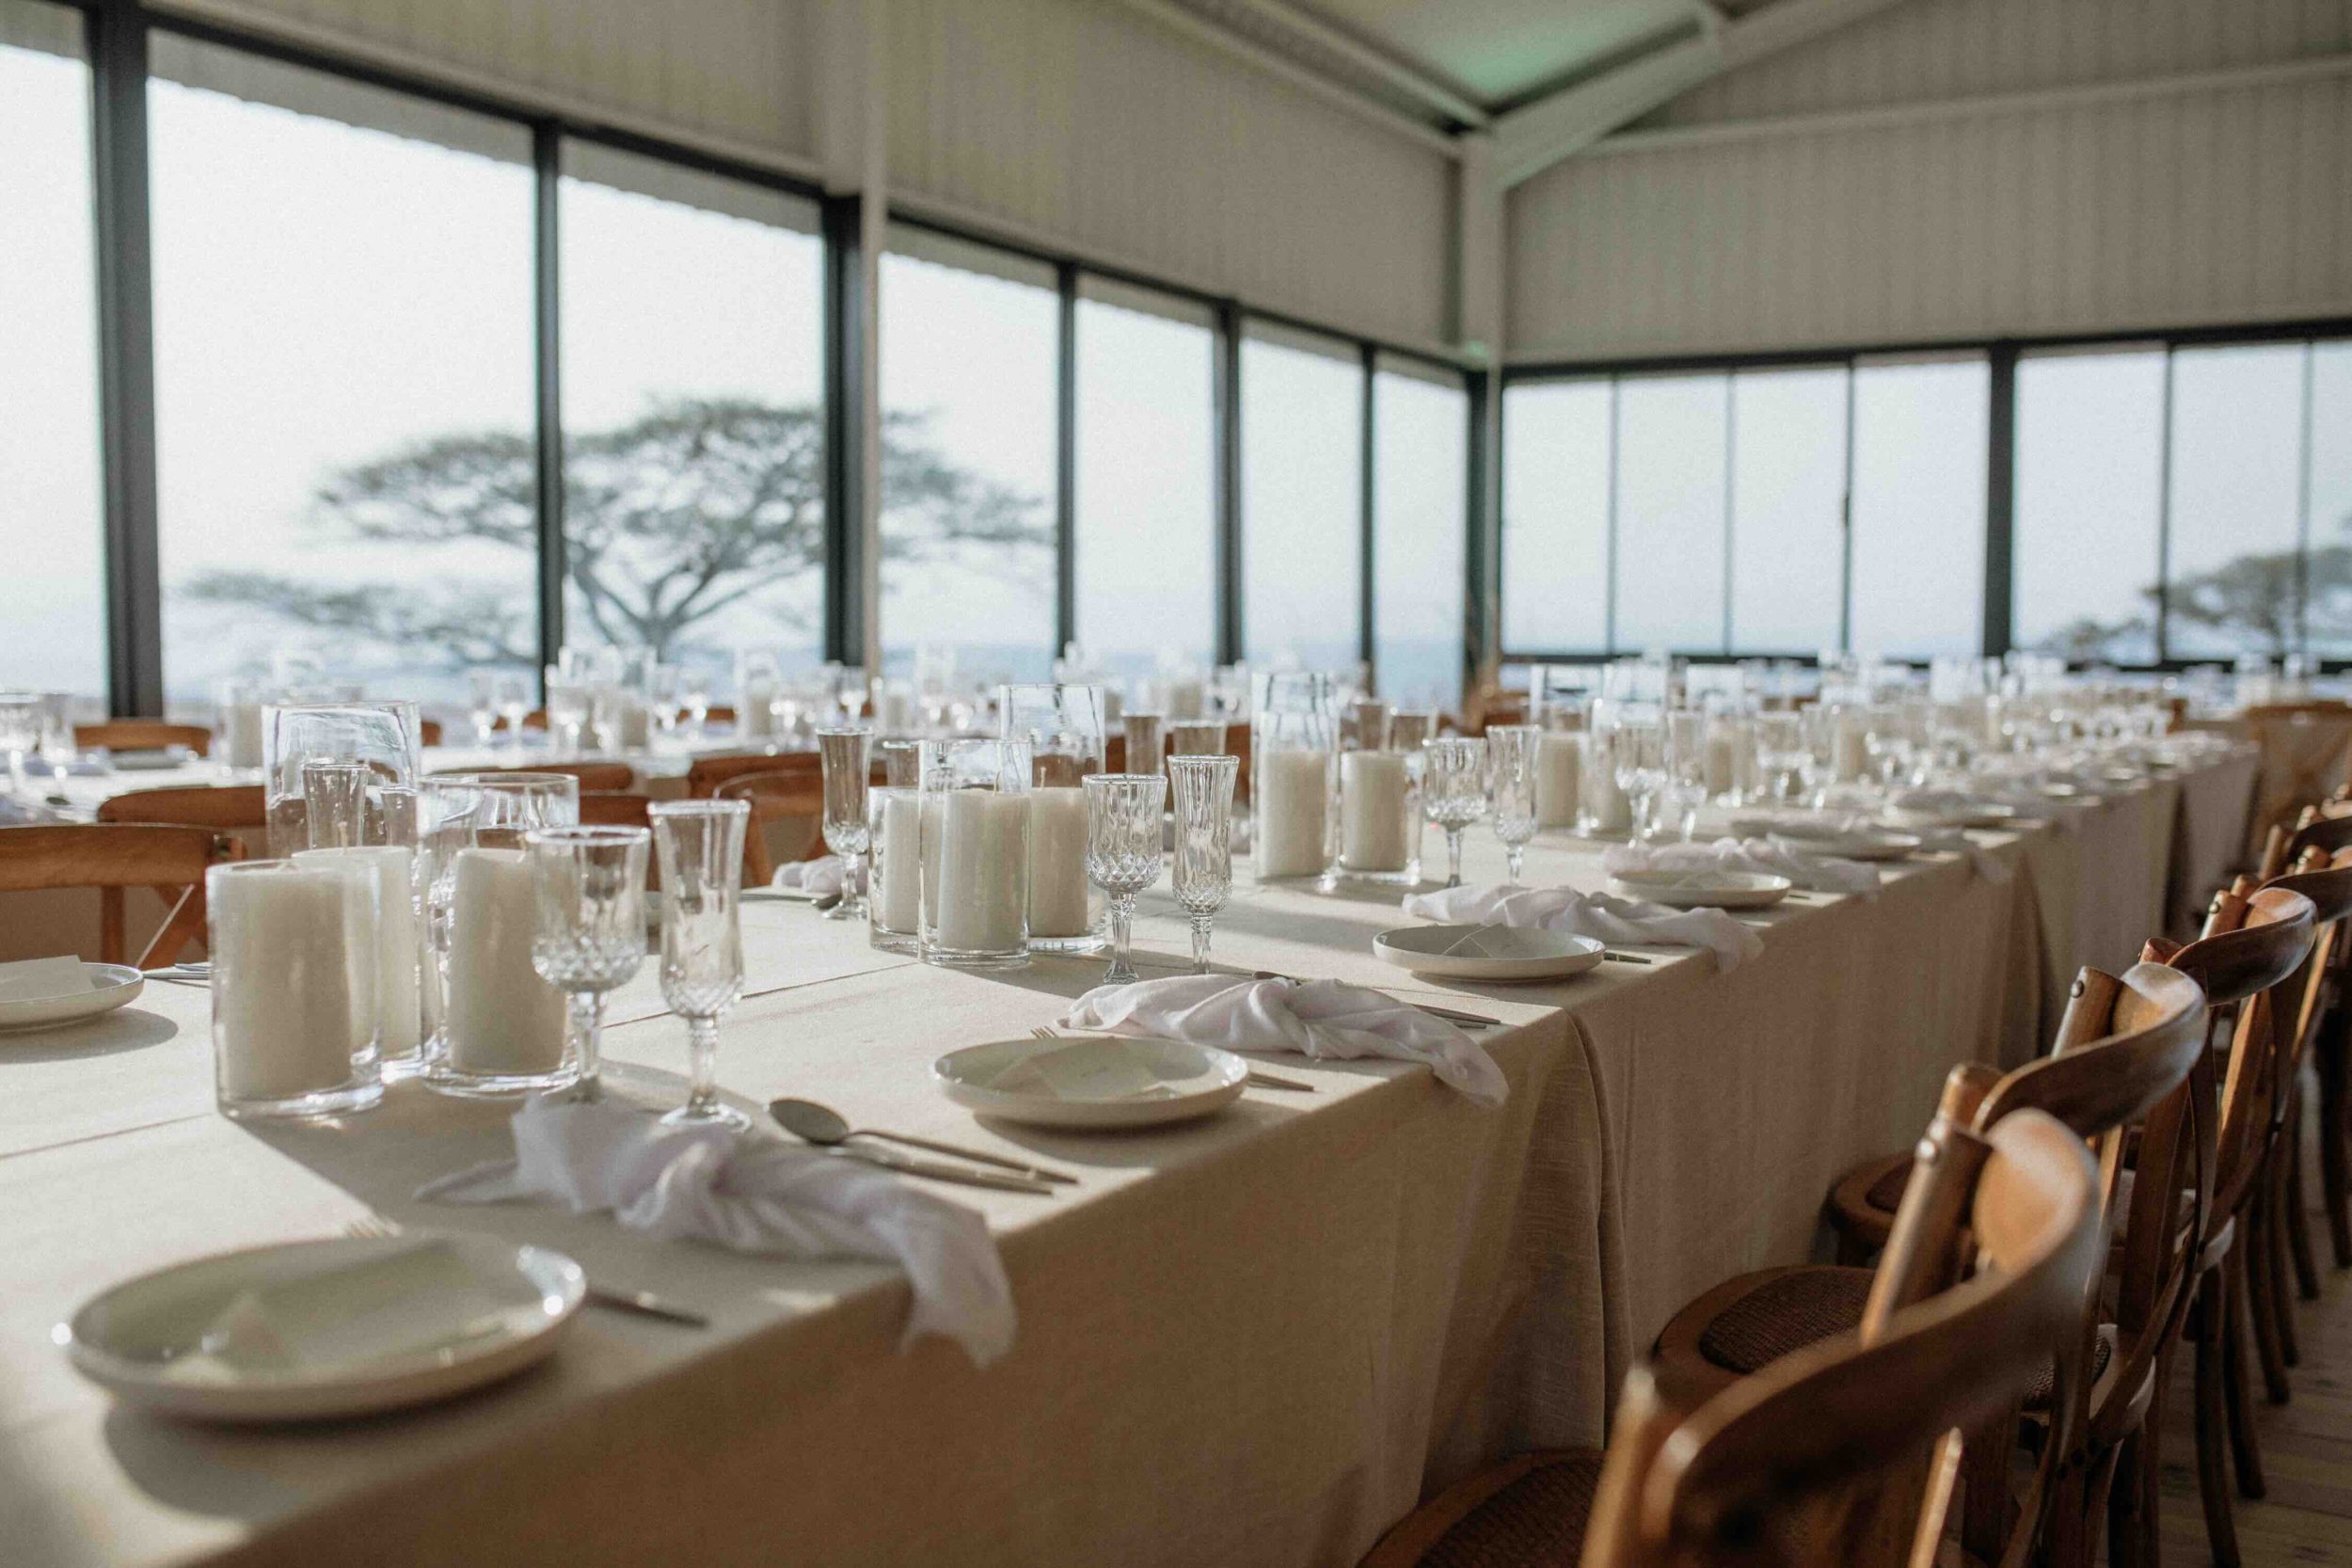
[818,727,871,922]
[1664,710,1708,840]
[1606,709,1667,843]
[1486,724,1541,881]
[649,800,749,1128]
[0,694,40,798]
[524,825,649,1102]
[1422,736,1488,888]
[545,672,589,754]
[465,672,499,748]
[1755,712,1809,806]
[648,664,685,739]
[1168,754,1237,974]
[1083,773,1167,985]
[493,673,531,755]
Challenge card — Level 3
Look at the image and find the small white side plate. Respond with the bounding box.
[1374,924,1607,982]
[0,963,144,1037]
[107,747,194,771]
[934,1036,1248,1129]
[59,1233,584,1423]
[1607,870,1792,910]
[1761,823,1923,862]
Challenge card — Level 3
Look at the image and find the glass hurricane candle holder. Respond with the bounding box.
[1252,672,1336,881]
[210,858,382,1121]
[918,737,1032,969]
[1002,683,1107,955]
[263,701,422,856]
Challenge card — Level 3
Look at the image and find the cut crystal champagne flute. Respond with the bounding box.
[493,672,531,755]
[649,800,749,1128]
[1167,754,1237,974]
[1421,736,1487,888]
[1485,724,1541,881]
[1608,710,1667,844]
[524,825,648,1102]
[817,727,871,921]
[1083,772,1167,985]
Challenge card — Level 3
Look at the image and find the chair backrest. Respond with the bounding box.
[95,784,266,834]
[2243,704,2352,852]
[1973,961,2207,1141]
[688,750,814,800]
[437,761,635,792]
[1582,1109,2099,1568]
[712,766,824,883]
[2153,884,2314,1008]
[0,823,241,966]
[418,718,443,747]
[2208,862,2350,1217]
[74,721,212,758]
[577,792,651,829]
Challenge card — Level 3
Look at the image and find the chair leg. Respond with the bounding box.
[2243,1196,2292,1405]
[2223,1242,2268,1499]
[2269,1155,2302,1371]
[1958,1405,2015,1565]
[2287,1101,2321,1301]
[2106,1430,2141,1568]
[2194,1272,2243,1568]
[2320,1013,2352,1267]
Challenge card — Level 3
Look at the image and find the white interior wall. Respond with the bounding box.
[1506,0,2352,360]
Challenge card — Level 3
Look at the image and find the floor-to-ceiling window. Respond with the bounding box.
[1073,278,1216,684]
[149,35,536,712]
[876,227,1057,684]
[1727,366,1848,655]
[1613,372,1728,655]
[1847,356,1986,658]
[2164,343,2307,659]
[2012,347,2166,663]
[558,141,825,686]
[1240,323,1360,673]
[1499,379,1611,654]
[1372,356,1468,708]
[2310,344,2352,658]
[1,0,106,708]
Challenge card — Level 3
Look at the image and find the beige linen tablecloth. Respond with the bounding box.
[0,765,2226,1567]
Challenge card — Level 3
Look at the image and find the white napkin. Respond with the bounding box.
[1060,974,1506,1108]
[418,1096,1016,1366]
[0,955,93,1003]
[1603,836,1879,897]
[1403,883,1765,974]
[771,855,846,897]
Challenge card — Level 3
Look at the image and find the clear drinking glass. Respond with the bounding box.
[263,701,422,856]
[1486,724,1541,881]
[1121,712,1166,780]
[465,671,500,748]
[526,826,649,1103]
[1168,754,1238,974]
[209,857,383,1121]
[919,736,1032,968]
[649,800,750,1129]
[301,759,370,849]
[817,727,872,922]
[1084,772,1167,985]
[879,738,921,789]
[647,664,685,738]
[1002,683,1108,954]
[1422,736,1488,887]
[418,771,580,1097]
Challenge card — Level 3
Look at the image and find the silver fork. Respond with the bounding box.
[1031,1026,1313,1092]
[344,1216,709,1328]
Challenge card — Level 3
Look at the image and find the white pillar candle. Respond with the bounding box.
[1535,734,1582,828]
[617,697,651,750]
[1582,755,1631,832]
[1704,732,1736,798]
[873,788,925,933]
[294,847,420,1059]
[1834,718,1867,782]
[223,703,265,770]
[444,847,567,1075]
[1339,751,1411,872]
[739,681,777,738]
[1027,786,1093,937]
[1255,749,1329,878]
[924,790,1029,953]
[212,864,362,1101]
[880,689,915,734]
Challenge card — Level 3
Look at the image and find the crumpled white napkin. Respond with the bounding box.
[417,1096,1016,1366]
[1603,836,1879,897]
[771,855,846,896]
[1404,883,1765,974]
[1059,974,1506,1108]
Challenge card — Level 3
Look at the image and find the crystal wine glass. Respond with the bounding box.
[545,672,589,755]
[524,825,648,1102]
[493,672,531,755]
[0,694,40,798]
[1421,736,1488,887]
[648,800,749,1128]
[1167,754,1237,974]
[818,727,872,921]
[1607,711,1667,844]
[1664,709,1708,841]
[1083,772,1167,985]
[465,671,499,748]
[1485,724,1541,881]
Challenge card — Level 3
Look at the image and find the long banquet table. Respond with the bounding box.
[0,747,2255,1567]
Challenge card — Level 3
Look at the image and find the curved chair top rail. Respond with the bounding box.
[2161,887,2315,1007]
[1977,962,2206,1140]
[93,784,267,832]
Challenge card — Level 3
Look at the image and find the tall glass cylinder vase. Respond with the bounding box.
[1001,683,1106,954]
[210,858,383,1121]
[1329,707,1417,887]
[262,701,422,856]
[918,737,1031,969]
[1252,672,1336,881]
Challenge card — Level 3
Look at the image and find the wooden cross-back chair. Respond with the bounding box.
[2240,703,2352,857]
[1363,1105,2102,1568]
[95,784,266,835]
[72,721,212,758]
[437,761,635,793]
[687,751,814,800]
[0,824,241,967]
[707,761,823,885]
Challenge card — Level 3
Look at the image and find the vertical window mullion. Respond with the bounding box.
[1054,262,1077,658]
[1838,361,1856,656]
[2155,349,2176,661]
[1983,343,2018,659]
[1358,344,1375,673]
[1603,377,1620,656]
[1213,300,1242,666]
[532,122,564,690]
[2296,341,2317,658]
[821,193,866,667]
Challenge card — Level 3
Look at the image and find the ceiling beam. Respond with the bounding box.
[1491,0,1915,187]
[1210,0,1490,128]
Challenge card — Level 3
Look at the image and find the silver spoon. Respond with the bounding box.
[767,1098,1076,1185]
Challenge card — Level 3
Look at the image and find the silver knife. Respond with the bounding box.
[824,1145,1057,1195]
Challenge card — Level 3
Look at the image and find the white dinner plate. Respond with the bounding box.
[0,963,144,1036]
[59,1232,585,1423]
[1606,870,1793,910]
[107,746,195,771]
[1374,924,1607,982]
[1759,822,1922,862]
[933,1035,1248,1129]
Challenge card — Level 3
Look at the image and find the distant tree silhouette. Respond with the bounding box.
[2035,515,2352,661]
[183,399,1049,667]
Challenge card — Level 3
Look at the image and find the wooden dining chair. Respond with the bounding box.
[436,761,635,793]
[576,791,652,829]
[2241,703,2352,858]
[687,750,813,800]
[1363,1104,2102,1568]
[95,784,267,839]
[713,767,824,884]
[0,823,241,967]
[418,718,443,747]
[73,720,212,758]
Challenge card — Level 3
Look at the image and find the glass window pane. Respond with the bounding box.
[1074,281,1216,684]
[1613,373,1728,655]
[1242,324,1360,671]
[1500,380,1610,653]
[2012,348,2164,661]
[1849,356,1987,658]
[1373,357,1468,709]
[1,2,105,706]
[878,229,1057,685]
[1728,367,1847,654]
[2165,343,2306,659]
[559,141,825,686]
[2309,343,2352,658]
[149,39,536,714]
